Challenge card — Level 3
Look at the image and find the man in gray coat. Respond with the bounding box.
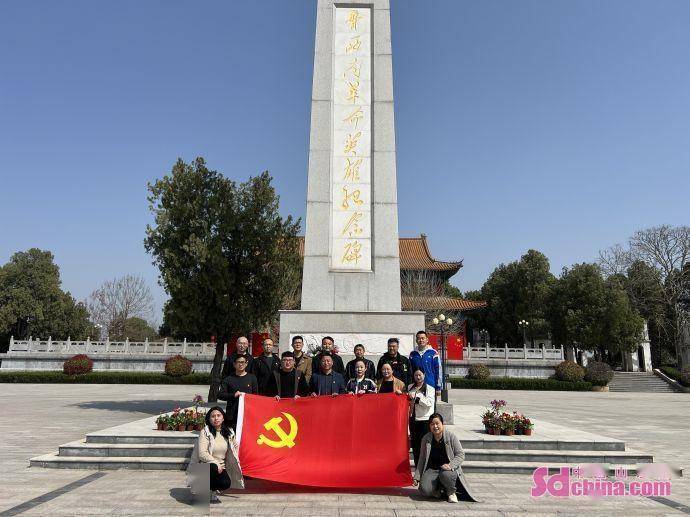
[413,412,479,503]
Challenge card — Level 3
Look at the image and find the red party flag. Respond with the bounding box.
[236,393,412,488]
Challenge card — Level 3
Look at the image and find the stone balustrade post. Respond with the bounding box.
[105,336,110,353]
[183,338,187,355]
[163,337,168,355]
[559,344,564,360]
[541,345,545,359]
[504,347,508,359]
[86,336,91,354]
[466,345,471,359]
[47,336,52,351]
[524,345,528,359]
[66,336,72,353]
[9,335,14,351]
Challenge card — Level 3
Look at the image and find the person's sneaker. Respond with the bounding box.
[447,493,458,503]
[210,493,221,504]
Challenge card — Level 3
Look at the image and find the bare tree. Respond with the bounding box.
[88,275,155,339]
[600,225,690,368]
[401,270,464,334]
[598,243,632,277]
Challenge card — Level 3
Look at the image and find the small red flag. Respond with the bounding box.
[236,393,412,488]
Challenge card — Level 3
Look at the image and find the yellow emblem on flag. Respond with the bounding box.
[257,412,298,449]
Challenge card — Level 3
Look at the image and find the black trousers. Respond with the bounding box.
[210,463,231,492]
[410,418,429,467]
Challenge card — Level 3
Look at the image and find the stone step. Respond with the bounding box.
[85,433,197,445]
[458,439,624,451]
[29,453,189,470]
[463,448,652,465]
[461,461,669,476]
[59,440,192,458]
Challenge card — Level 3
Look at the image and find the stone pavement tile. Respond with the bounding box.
[394,510,452,517]
[339,509,396,516]
[365,501,416,509]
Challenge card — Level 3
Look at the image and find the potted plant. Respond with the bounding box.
[487,415,501,435]
[481,409,494,433]
[501,412,516,436]
[512,412,523,435]
[155,414,165,431]
[195,411,205,431]
[185,409,196,431]
[521,416,534,436]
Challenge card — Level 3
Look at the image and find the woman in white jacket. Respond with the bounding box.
[407,369,435,466]
[188,406,244,499]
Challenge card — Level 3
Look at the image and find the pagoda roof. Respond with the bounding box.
[399,235,463,273]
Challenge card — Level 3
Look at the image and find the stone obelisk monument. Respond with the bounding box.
[279,0,424,357]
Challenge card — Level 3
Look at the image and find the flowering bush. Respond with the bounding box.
[482,400,534,435]
[63,354,94,375]
[164,355,193,377]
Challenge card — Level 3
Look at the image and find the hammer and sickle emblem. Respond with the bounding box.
[256,412,298,449]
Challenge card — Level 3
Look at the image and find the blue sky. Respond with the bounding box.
[1,1,689,323]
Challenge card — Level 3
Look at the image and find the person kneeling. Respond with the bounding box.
[192,406,244,501]
[413,412,479,504]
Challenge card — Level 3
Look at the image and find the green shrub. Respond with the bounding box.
[584,361,614,386]
[165,355,193,377]
[467,363,490,380]
[450,376,592,391]
[0,370,210,384]
[63,354,94,375]
[660,366,690,387]
[555,360,586,382]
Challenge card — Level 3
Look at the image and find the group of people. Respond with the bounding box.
[197,330,477,504]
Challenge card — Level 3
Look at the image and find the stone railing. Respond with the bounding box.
[7,336,216,356]
[465,345,563,361]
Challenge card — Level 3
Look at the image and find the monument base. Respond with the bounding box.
[278,310,425,358]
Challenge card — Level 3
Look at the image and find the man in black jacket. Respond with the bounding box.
[253,337,280,394]
[267,351,310,399]
[221,336,254,380]
[311,336,345,375]
[344,343,376,382]
[376,337,411,386]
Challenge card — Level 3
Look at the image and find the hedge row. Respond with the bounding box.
[0,370,210,385]
[659,366,690,387]
[450,376,593,391]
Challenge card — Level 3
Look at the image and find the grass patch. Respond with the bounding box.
[659,366,689,387]
[450,376,593,391]
[0,370,210,385]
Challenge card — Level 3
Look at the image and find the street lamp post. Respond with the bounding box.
[431,313,454,403]
[518,319,529,347]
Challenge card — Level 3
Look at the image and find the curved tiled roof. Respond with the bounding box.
[399,235,463,272]
[402,296,487,311]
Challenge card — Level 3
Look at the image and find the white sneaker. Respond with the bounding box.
[447,493,458,503]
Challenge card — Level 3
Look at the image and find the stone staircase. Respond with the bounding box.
[608,371,677,393]
[30,408,662,476]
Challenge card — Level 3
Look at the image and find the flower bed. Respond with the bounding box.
[155,395,207,432]
[481,399,535,436]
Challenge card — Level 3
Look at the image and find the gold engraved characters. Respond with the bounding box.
[342,240,363,265]
[341,186,364,210]
[343,157,362,182]
[345,36,362,54]
[341,212,364,238]
[346,10,362,31]
[343,107,364,130]
[343,131,362,155]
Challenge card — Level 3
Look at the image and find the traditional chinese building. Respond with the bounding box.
[294,234,485,359]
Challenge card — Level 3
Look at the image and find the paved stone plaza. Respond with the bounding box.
[1,384,689,516]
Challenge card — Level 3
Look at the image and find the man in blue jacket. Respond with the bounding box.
[409,330,442,398]
[310,353,347,396]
